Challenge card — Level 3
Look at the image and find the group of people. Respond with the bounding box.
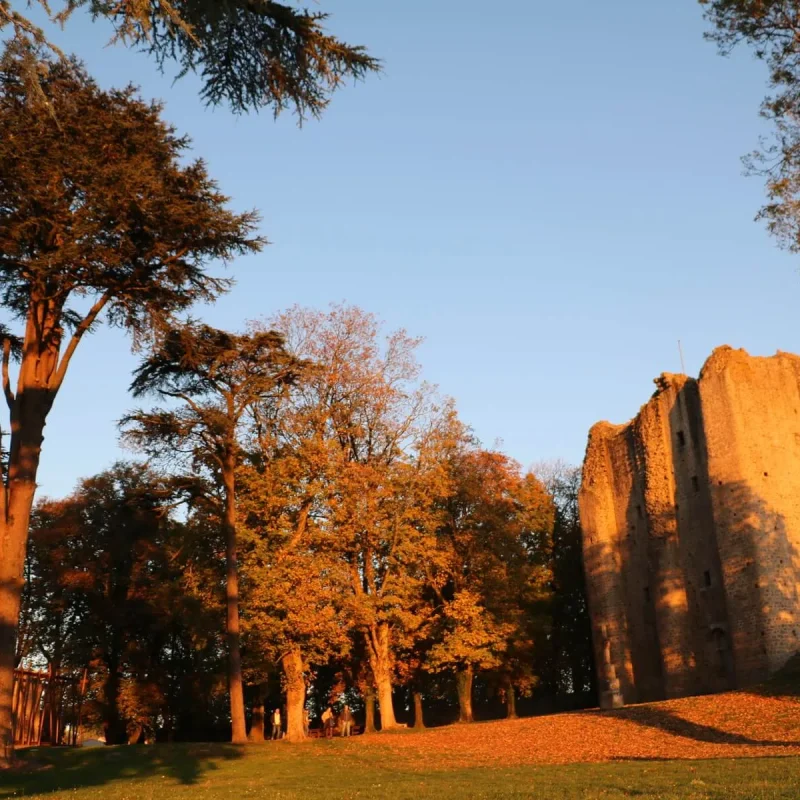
[269,704,355,739]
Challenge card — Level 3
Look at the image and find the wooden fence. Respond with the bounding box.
[12,666,88,747]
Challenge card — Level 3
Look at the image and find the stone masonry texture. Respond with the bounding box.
[579,346,800,704]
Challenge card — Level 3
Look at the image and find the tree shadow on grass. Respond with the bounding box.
[0,743,244,796]
[607,705,800,747]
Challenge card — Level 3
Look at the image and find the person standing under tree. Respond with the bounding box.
[302,707,310,738]
[321,706,336,739]
[271,708,282,740]
[340,705,353,737]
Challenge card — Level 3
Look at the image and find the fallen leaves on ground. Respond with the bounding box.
[340,689,800,768]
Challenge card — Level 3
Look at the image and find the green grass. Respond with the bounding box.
[1,743,799,800]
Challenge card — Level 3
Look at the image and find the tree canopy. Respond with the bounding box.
[701,0,800,248]
[0,44,260,761]
[123,322,296,743]
[16,306,590,743]
[0,0,380,115]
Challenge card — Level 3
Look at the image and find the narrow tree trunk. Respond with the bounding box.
[248,703,265,742]
[413,690,425,729]
[222,461,247,744]
[364,686,376,733]
[103,660,125,745]
[282,648,306,743]
[506,683,517,719]
[456,666,474,723]
[126,722,142,745]
[365,624,398,730]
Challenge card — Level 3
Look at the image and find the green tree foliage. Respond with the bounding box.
[534,461,595,701]
[0,46,259,762]
[701,1,800,248]
[0,0,379,115]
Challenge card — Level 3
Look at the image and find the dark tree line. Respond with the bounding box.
[18,454,594,744]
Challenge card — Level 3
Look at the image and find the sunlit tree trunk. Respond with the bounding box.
[456,665,474,723]
[282,648,306,742]
[0,484,35,762]
[413,690,425,729]
[0,319,60,764]
[222,454,247,744]
[366,623,398,730]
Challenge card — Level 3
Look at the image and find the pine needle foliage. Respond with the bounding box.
[0,0,380,116]
[0,45,259,762]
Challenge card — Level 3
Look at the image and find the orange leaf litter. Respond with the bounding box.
[337,691,800,767]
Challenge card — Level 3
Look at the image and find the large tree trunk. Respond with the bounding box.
[281,648,306,743]
[364,685,376,733]
[0,371,53,763]
[365,624,398,730]
[248,683,266,742]
[506,683,517,719]
[0,487,35,763]
[413,690,425,729]
[0,300,102,766]
[222,460,247,744]
[456,666,474,723]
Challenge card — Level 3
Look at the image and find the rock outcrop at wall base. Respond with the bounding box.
[579,346,800,705]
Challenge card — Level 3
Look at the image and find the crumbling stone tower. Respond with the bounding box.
[579,346,800,705]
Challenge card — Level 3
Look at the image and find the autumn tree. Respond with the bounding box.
[430,445,554,723]
[237,407,352,742]
[701,1,800,249]
[0,48,260,762]
[262,305,448,731]
[122,323,295,743]
[21,464,189,743]
[0,0,379,116]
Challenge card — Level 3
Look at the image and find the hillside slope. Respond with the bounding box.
[362,671,800,767]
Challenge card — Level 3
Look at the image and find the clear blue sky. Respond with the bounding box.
[13,1,800,499]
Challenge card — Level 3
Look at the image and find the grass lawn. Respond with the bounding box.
[1,742,799,800]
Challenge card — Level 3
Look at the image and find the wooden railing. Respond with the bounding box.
[12,667,88,747]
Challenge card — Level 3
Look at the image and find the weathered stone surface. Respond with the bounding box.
[579,346,800,703]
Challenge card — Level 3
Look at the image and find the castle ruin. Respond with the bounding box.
[578,346,800,705]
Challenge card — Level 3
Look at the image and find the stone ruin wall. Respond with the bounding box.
[579,346,800,704]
